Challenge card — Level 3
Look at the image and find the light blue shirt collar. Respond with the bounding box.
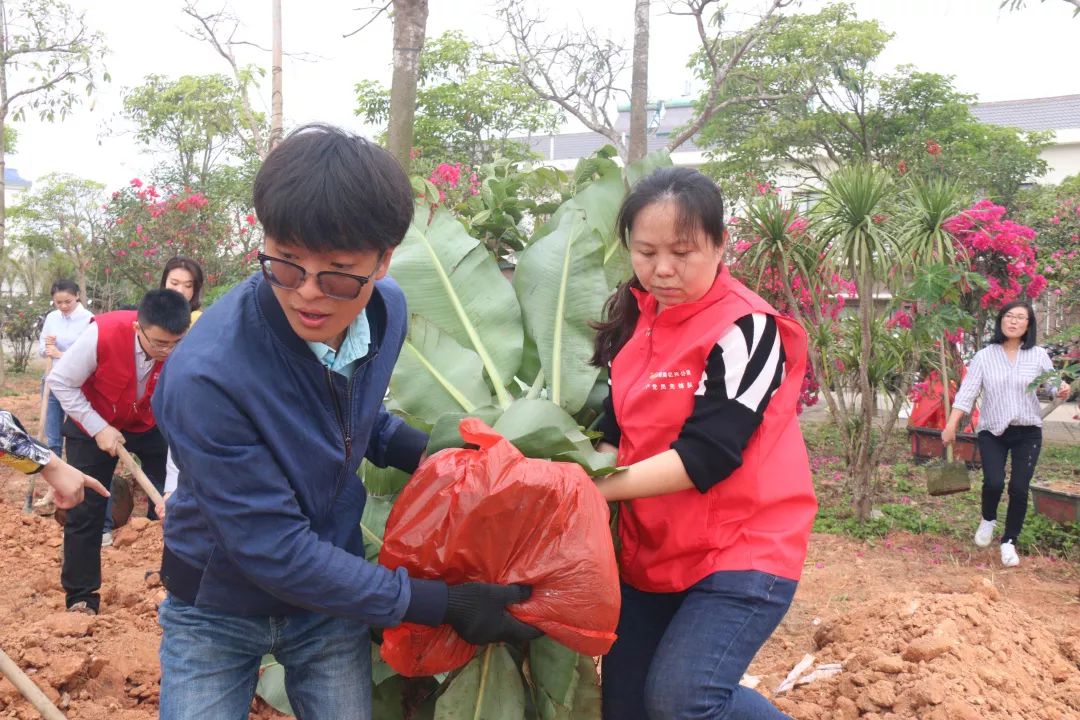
[306,309,371,378]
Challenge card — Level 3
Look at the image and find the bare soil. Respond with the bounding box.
[1,374,1077,719]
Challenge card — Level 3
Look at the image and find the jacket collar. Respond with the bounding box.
[255,275,387,364]
[630,265,735,326]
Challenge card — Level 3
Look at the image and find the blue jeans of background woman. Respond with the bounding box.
[601,570,797,720]
[40,381,65,457]
[977,425,1042,544]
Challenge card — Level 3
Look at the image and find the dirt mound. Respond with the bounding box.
[0,502,283,719]
[770,579,1080,719]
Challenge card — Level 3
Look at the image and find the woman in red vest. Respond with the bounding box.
[592,167,817,720]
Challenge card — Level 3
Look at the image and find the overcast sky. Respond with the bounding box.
[8,0,1080,192]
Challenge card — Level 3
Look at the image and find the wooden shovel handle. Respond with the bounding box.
[0,647,67,720]
[116,445,164,507]
[38,357,53,441]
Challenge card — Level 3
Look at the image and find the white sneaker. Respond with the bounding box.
[1000,541,1020,567]
[974,519,996,547]
[101,531,113,548]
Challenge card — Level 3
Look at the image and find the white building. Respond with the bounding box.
[522,94,1080,185]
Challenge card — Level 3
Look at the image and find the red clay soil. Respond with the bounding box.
[1,377,1078,719]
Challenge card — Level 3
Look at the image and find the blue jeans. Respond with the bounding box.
[602,571,797,720]
[158,594,372,720]
[41,385,64,457]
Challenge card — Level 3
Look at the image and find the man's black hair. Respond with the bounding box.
[253,123,414,254]
[138,289,192,335]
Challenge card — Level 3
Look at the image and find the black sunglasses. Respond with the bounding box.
[257,252,383,300]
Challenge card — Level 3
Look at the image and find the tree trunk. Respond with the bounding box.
[269,0,283,151]
[627,0,650,164]
[0,111,8,388]
[387,0,428,171]
[853,267,875,520]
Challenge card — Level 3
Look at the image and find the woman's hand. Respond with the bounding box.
[1057,381,1072,400]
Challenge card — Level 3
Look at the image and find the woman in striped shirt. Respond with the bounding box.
[942,301,1070,567]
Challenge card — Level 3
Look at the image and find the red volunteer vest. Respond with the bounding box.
[79,311,162,434]
[612,267,818,591]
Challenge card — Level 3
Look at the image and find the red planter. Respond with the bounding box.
[908,426,982,468]
[1031,484,1080,524]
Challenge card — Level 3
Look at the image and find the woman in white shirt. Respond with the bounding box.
[942,301,1070,567]
[38,280,94,458]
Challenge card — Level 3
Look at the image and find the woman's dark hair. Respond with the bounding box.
[138,289,192,336]
[159,256,205,311]
[988,300,1038,350]
[50,279,80,298]
[253,123,414,254]
[590,167,726,367]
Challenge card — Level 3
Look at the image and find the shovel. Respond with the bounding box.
[0,645,67,720]
[116,445,164,508]
[927,344,971,496]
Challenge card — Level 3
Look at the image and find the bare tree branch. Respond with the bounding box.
[343,1,392,38]
[665,0,793,150]
[182,2,270,158]
[495,1,629,157]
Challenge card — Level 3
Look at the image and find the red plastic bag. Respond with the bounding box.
[379,418,620,677]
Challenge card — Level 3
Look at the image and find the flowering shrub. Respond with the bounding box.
[943,200,1046,310]
[729,209,857,412]
[414,158,569,263]
[99,178,258,305]
[1,297,52,373]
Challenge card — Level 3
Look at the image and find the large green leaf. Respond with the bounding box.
[392,315,494,416]
[529,638,602,720]
[256,655,294,716]
[391,204,524,407]
[534,154,624,249]
[361,460,412,496]
[513,212,607,414]
[623,148,673,188]
[359,493,395,562]
[372,676,406,720]
[425,406,504,455]
[493,399,618,476]
[434,644,525,720]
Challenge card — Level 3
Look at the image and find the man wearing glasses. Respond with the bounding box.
[47,289,192,615]
[152,124,538,720]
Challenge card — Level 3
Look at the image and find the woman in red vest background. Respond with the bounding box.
[592,167,817,720]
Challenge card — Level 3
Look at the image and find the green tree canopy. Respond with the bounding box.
[693,2,1050,205]
[7,172,105,300]
[355,31,562,169]
[122,73,260,190]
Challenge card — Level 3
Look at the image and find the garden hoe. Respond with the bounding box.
[927,345,970,497]
[0,645,67,720]
[116,445,164,508]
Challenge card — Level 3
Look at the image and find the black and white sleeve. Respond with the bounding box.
[671,313,785,493]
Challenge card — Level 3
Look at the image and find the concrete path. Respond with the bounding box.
[798,396,1080,445]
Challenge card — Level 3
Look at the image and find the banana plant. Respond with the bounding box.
[259,148,669,719]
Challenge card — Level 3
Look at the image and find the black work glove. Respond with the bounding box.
[445,582,543,645]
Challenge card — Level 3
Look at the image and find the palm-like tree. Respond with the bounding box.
[813,163,900,519]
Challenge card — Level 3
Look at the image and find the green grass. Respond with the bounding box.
[803,423,1080,561]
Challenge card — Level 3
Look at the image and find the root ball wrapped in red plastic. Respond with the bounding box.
[379,418,620,677]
